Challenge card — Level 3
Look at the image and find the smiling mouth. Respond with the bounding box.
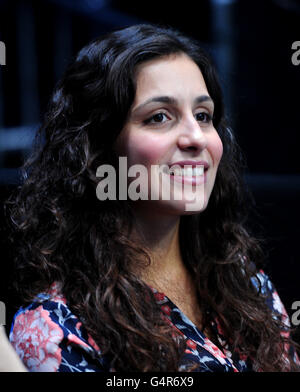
[159,164,207,186]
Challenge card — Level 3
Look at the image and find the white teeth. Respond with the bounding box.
[186,167,193,177]
[195,166,204,176]
[169,166,204,176]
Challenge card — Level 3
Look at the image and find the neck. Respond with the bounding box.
[129,204,187,283]
[129,204,202,330]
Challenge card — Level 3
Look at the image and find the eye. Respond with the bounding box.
[143,112,168,125]
[195,111,212,123]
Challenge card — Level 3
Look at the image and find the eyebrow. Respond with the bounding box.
[132,94,214,113]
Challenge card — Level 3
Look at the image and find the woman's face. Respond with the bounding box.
[115,53,223,215]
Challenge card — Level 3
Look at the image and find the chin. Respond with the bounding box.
[153,197,209,216]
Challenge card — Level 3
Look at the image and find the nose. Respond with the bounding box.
[177,116,208,153]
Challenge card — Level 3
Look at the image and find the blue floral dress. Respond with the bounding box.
[9,270,299,372]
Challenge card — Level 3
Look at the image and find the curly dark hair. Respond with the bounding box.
[6,23,300,371]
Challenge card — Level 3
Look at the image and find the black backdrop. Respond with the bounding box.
[0,0,299,340]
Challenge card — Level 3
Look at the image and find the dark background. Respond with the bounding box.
[0,0,299,340]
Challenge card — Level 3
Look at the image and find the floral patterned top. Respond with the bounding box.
[9,270,299,372]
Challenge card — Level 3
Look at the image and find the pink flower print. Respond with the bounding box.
[161,305,171,316]
[154,292,166,302]
[10,306,63,372]
[87,334,100,352]
[48,282,67,305]
[186,339,197,351]
[203,337,226,359]
[272,290,285,315]
[67,333,90,348]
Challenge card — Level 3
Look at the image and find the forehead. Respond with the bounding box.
[133,53,209,102]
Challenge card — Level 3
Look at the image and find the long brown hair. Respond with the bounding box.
[6,23,299,371]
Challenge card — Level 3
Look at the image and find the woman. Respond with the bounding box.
[7,24,300,372]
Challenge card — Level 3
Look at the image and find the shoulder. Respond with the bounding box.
[251,269,289,324]
[9,283,109,372]
[253,269,300,368]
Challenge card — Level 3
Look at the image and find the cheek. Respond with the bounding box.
[208,132,223,166]
[122,133,170,167]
